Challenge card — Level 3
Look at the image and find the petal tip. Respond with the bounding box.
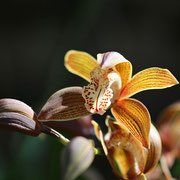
[64,50,98,81]
[166,69,179,85]
[64,50,77,67]
[161,69,179,88]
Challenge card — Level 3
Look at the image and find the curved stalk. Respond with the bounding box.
[41,124,70,145]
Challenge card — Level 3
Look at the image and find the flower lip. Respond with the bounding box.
[82,67,121,115]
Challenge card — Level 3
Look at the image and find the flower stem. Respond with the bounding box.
[41,124,70,145]
[41,124,105,155]
[94,147,105,155]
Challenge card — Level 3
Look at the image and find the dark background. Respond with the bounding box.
[0,0,179,179]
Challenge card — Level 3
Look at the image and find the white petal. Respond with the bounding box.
[97,52,128,69]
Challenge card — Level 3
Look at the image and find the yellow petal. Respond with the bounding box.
[120,67,179,99]
[105,115,119,132]
[38,87,91,121]
[115,61,132,89]
[107,147,133,179]
[91,120,108,155]
[111,98,150,148]
[64,50,98,82]
[105,117,147,179]
[144,124,162,173]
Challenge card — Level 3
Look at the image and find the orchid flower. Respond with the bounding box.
[38,50,178,148]
[92,116,162,180]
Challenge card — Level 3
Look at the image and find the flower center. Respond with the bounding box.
[82,67,121,115]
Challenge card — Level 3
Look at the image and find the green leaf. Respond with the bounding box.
[61,136,95,180]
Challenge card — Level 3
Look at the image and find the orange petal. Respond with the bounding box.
[91,120,108,155]
[107,147,134,179]
[109,149,146,179]
[65,50,98,82]
[111,98,151,148]
[120,67,179,99]
[115,61,132,89]
[38,87,91,121]
[144,124,162,173]
[105,117,147,179]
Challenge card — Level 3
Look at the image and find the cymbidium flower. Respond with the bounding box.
[92,116,162,180]
[38,50,178,148]
[64,50,178,147]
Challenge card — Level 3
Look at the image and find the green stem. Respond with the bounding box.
[41,124,70,145]
[94,147,105,155]
[42,124,105,155]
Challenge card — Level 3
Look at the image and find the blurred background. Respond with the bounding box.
[0,0,179,179]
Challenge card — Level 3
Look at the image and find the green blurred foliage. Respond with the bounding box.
[0,133,63,180]
[171,159,180,179]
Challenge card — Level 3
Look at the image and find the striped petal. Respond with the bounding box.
[38,87,91,121]
[120,67,179,99]
[0,112,41,136]
[65,50,98,82]
[111,98,151,148]
[144,124,162,173]
[91,120,108,155]
[0,98,35,119]
[107,147,134,179]
[105,117,147,179]
[115,61,132,89]
[0,98,41,136]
